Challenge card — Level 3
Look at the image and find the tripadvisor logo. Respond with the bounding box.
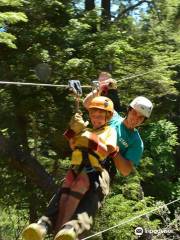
[135,227,173,236]
[135,227,143,236]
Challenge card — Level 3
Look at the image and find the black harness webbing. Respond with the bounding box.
[61,187,84,200]
[74,147,101,172]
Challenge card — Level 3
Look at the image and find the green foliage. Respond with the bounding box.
[0,12,27,24]
[151,200,180,240]
[0,206,28,240]
[0,31,17,48]
[0,0,25,7]
[140,119,179,201]
[93,174,160,240]
[141,119,178,175]
[0,0,179,239]
[0,0,27,48]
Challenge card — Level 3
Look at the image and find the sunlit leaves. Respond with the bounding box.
[0,1,27,48]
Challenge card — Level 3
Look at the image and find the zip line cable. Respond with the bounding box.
[81,198,180,240]
[115,62,180,83]
[0,81,90,88]
[0,63,179,89]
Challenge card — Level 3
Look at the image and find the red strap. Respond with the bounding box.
[101,85,109,95]
[88,133,99,150]
[63,128,76,140]
[88,133,108,156]
[109,147,119,158]
[109,150,118,158]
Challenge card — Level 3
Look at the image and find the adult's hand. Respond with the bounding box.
[112,153,133,176]
[99,78,117,91]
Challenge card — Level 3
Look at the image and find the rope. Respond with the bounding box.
[81,198,180,240]
[0,63,179,89]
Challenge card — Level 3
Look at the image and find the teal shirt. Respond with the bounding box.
[108,111,144,166]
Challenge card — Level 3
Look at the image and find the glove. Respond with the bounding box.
[99,169,110,196]
[108,78,117,90]
[69,112,89,134]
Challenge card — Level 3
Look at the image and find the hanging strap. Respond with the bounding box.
[61,187,84,199]
[68,80,82,112]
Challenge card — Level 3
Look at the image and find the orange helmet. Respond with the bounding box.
[88,96,114,114]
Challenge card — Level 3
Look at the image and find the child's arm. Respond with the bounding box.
[64,113,89,140]
[83,89,99,109]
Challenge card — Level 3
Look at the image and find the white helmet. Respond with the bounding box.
[130,96,153,118]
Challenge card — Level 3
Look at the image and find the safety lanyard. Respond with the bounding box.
[68,80,82,112]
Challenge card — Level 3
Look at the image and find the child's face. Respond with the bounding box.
[89,108,107,129]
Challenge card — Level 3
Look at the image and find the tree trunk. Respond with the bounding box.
[85,0,95,11]
[28,181,38,222]
[101,0,111,20]
[0,133,58,196]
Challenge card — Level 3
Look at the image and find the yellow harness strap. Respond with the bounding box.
[71,148,103,171]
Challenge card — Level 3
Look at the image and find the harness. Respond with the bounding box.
[71,126,112,171]
[72,147,103,172]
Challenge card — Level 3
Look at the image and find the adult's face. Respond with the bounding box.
[98,72,111,82]
[125,108,145,129]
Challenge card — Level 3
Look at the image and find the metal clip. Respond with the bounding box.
[91,79,100,96]
[91,80,99,90]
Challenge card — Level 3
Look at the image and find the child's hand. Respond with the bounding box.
[69,113,89,134]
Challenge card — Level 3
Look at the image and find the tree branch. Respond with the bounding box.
[116,0,151,20]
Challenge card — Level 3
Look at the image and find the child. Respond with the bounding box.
[22,96,117,240]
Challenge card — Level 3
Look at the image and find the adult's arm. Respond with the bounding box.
[83,89,99,109]
[83,88,121,112]
[112,152,134,176]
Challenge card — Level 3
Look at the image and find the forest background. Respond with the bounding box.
[0,0,180,239]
